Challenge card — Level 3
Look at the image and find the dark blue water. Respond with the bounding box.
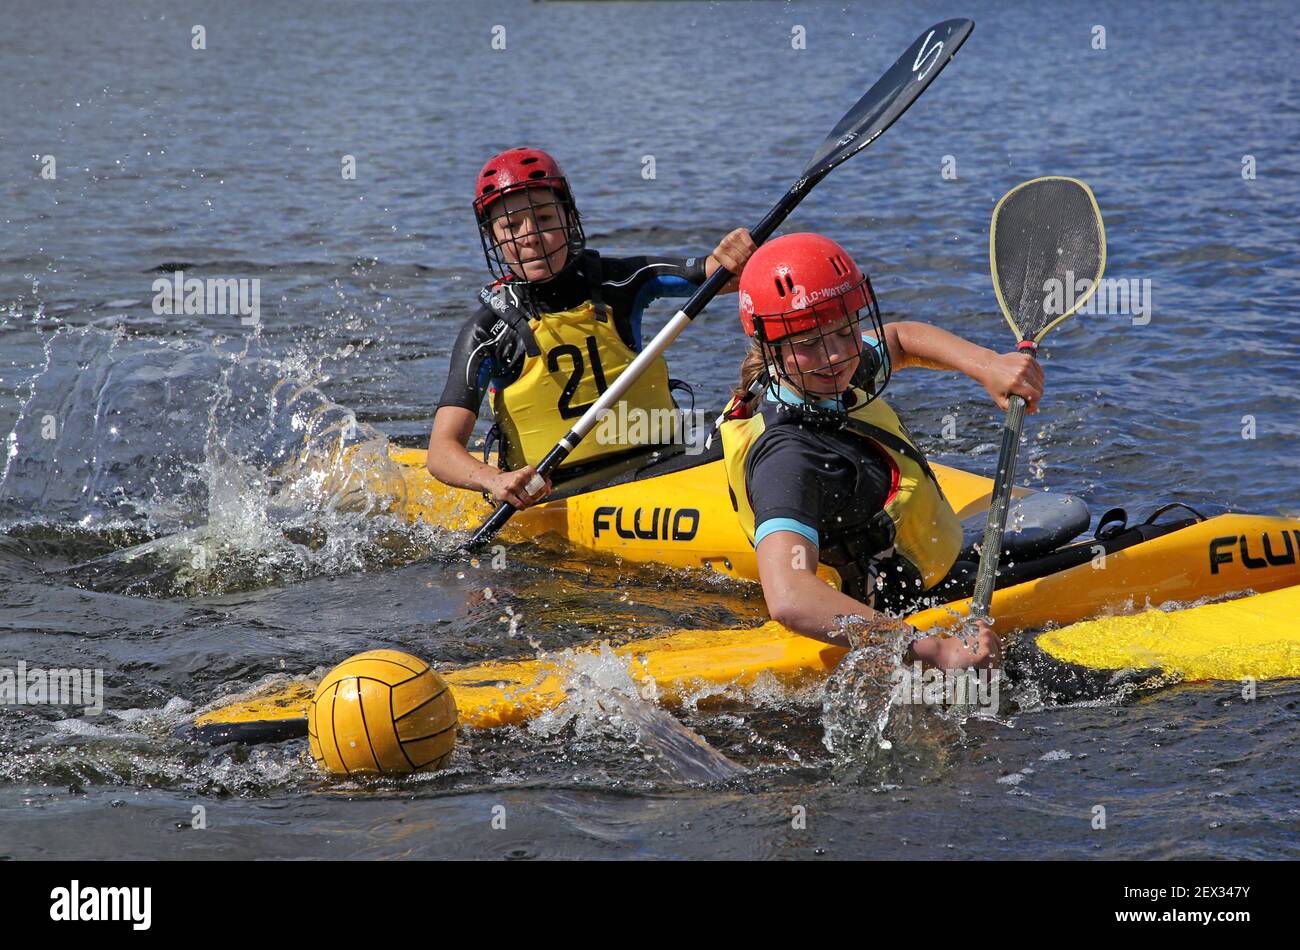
[1,0,1297,859]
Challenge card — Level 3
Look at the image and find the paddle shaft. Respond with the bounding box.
[465,183,817,550]
[969,344,1036,620]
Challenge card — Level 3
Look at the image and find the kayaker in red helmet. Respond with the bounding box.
[427,147,755,509]
[719,233,1044,670]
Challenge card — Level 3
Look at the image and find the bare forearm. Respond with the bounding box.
[777,572,995,668]
[426,406,552,509]
[891,321,996,382]
[425,435,499,493]
[767,570,883,645]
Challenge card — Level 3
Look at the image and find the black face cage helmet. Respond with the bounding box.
[476,182,586,285]
[754,273,891,426]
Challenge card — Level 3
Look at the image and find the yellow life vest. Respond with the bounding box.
[719,388,962,590]
[491,296,678,471]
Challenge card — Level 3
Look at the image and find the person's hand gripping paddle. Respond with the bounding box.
[464,18,976,551]
[966,177,1107,642]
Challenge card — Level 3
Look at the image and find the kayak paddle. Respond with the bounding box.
[465,17,976,550]
[968,176,1106,623]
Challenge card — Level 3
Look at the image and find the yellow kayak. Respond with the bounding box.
[383,443,1015,585]
[190,502,1300,741]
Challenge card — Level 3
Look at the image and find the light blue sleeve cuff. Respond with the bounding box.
[753,518,820,549]
[862,331,885,355]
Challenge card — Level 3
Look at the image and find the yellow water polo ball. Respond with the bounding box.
[307,649,458,777]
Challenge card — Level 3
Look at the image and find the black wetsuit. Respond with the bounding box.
[743,341,919,607]
[438,251,707,414]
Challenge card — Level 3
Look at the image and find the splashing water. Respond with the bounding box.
[819,618,987,785]
[530,643,747,784]
[0,325,435,596]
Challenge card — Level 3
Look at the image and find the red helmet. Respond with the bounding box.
[472,147,575,223]
[737,234,889,412]
[472,147,585,284]
[738,234,873,341]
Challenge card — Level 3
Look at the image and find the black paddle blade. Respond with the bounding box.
[990,176,1106,344]
[801,18,974,183]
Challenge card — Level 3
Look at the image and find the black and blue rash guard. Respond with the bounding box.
[745,388,892,551]
[437,252,708,414]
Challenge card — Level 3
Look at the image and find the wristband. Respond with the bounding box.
[686,256,709,285]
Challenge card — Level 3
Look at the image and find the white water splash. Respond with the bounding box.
[3,326,434,595]
[530,643,747,784]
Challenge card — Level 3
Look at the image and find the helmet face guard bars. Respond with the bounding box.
[753,274,891,420]
[476,183,585,285]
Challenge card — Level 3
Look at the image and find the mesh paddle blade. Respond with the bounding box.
[989,177,1105,343]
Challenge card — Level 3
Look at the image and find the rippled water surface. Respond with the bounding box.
[2,0,1298,860]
